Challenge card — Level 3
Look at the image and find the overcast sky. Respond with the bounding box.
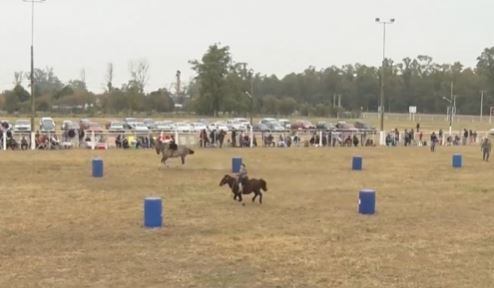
[1,0,493,93]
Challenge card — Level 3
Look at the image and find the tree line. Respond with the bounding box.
[190,45,494,117]
[1,45,493,117]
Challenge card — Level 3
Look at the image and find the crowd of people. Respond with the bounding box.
[0,121,492,163]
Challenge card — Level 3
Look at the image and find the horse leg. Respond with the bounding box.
[252,193,257,202]
[259,192,263,204]
[161,156,169,167]
[181,155,185,165]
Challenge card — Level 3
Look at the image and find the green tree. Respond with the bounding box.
[190,44,231,116]
[146,89,174,112]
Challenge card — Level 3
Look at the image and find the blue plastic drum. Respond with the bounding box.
[359,189,376,215]
[144,197,163,228]
[452,154,462,168]
[352,156,363,171]
[92,158,104,177]
[232,157,242,173]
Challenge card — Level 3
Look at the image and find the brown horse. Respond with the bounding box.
[155,141,194,166]
[219,174,268,204]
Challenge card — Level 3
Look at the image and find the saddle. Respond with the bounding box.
[169,142,178,150]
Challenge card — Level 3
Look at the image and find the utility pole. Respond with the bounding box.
[375,17,395,145]
[23,0,46,150]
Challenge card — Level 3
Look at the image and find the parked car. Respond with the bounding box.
[208,122,229,132]
[155,120,175,131]
[253,123,270,132]
[259,118,278,126]
[107,121,125,133]
[40,117,56,132]
[291,120,315,130]
[79,118,91,130]
[132,122,149,134]
[143,118,156,130]
[13,119,31,132]
[266,122,286,132]
[227,120,248,131]
[278,119,292,130]
[354,121,376,132]
[123,117,138,130]
[192,122,208,132]
[61,120,79,131]
[316,121,335,131]
[175,122,194,132]
[335,121,358,132]
[86,121,104,132]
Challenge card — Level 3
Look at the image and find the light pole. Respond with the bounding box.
[375,17,395,145]
[245,91,254,148]
[442,94,456,136]
[23,0,46,149]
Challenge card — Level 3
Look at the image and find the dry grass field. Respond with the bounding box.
[1,146,494,287]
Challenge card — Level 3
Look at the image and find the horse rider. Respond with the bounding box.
[236,163,248,194]
[481,137,492,161]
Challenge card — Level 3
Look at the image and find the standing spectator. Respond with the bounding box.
[352,135,359,147]
[200,129,209,148]
[115,134,122,148]
[218,130,226,148]
[21,136,29,150]
[481,138,492,161]
[430,132,438,152]
[231,130,237,147]
[438,129,443,145]
[463,129,468,145]
[416,123,420,132]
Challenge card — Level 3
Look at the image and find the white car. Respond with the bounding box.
[489,128,494,136]
[108,121,125,133]
[227,119,249,131]
[175,122,194,132]
[208,122,229,132]
[155,121,175,131]
[14,119,31,132]
[278,119,291,130]
[132,122,149,134]
[40,117,56,132]
[192,122,207,132]
[259,118,277,125]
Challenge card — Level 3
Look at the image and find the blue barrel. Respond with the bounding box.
[92,158,104,177]
[144,197,163,228]
[359,189,376,215]
[452,154,462,168]
[232,157,242,173]
[352,156,363,171]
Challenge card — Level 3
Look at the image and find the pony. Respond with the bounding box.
[155,141,194,166]
[219,174,268,204]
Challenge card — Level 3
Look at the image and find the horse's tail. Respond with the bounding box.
[260,179,268,191]
[188,148,195,155]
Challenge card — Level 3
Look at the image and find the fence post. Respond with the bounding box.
[91,130,95,150]
[31,131,35,150]
[175,130,179,145]
[250,126,254,148]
